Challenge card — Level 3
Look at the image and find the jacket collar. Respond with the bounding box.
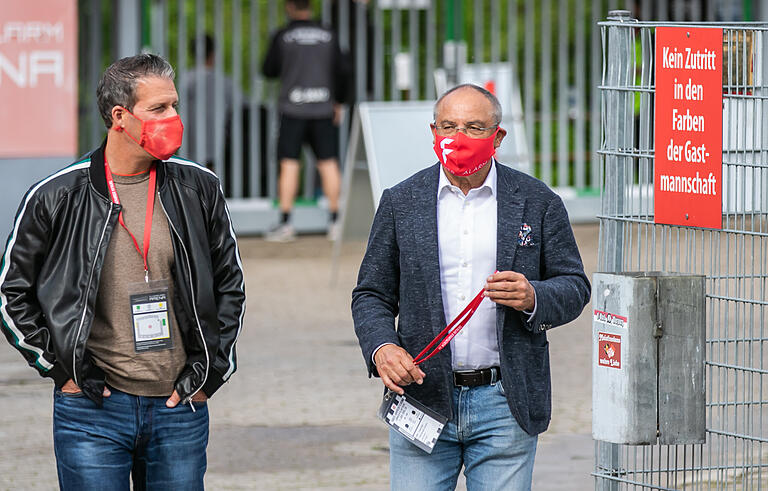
[288,19,320,29]
[495,162,524,273]
[494,163,525,337]
[437,159,498,200]
[88,139,167,200]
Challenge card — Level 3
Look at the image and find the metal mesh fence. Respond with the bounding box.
[76,0,636,200]
[76,0,754,212]
[595,11,768,490]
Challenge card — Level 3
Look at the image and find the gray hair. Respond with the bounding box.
[96,53,176,129]
[433,84,502,125]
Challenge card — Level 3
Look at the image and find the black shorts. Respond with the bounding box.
[277,115,339,161]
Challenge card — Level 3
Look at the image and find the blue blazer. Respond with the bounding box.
[352,162,590,436]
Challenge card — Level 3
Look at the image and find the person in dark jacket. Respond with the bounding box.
[262,0,350,242]
[352,84,590,490]
[0,53,245,490]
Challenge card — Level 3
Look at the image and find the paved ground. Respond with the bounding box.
[0,224,599,490]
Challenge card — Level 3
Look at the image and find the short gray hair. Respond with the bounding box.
[433,84,502,125]
[96,53,176,129]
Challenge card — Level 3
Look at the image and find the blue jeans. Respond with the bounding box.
[53,387,208,491]
[389,381,538,491]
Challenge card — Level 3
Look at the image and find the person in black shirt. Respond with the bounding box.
[262,0,350,242]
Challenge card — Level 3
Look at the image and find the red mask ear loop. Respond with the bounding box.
[113,108,144,146]
[112,106,129,132]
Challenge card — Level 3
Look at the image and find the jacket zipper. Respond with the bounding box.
[72,202,113,387]
[158,193,209,407]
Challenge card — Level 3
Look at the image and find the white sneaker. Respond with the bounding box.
[264,223,296,242]
[327,221,341,241]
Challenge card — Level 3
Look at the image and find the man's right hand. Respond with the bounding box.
[61,379,111,397]
[373,345,425,395]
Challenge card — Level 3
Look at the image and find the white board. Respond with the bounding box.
[331,101,436,283]
[351,95,530,210]
[357,101,437,208]
[436,63,531,175]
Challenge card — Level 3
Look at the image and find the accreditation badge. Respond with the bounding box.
[375,279,488,453]
[377,390,448,454]
[128,280,174,353]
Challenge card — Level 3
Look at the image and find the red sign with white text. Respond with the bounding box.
[654,27,722,228]
[0,1,78,158]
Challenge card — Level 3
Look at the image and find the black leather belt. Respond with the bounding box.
[453,367,501,387]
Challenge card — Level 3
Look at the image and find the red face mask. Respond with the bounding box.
[433,128,499,176]
[116,109,184,161]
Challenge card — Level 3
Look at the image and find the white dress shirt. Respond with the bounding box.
[437,161,499,370]
[371,160,536,368]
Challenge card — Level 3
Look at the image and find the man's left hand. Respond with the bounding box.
[484,271,535,311]
[166,390,208,408]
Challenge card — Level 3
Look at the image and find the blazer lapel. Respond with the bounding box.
[495,164,525,271]
[412,164,448,335]
[495,163,525,333]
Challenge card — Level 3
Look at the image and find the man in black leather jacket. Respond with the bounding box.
[0,54,245,490]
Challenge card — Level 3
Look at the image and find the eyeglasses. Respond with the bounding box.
[433,122,498,137]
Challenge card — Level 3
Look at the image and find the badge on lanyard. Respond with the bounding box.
[104,160,175,353]
[376,274,495,453]
[378,390,447,454]
[129,280,174,353]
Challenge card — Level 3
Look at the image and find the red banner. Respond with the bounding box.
[654,27,722,228]
[0,1,78,158]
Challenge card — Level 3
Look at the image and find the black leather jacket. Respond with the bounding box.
[0,144,245,406]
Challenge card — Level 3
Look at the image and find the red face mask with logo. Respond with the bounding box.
[433,128,499,176]
[116,108,184,161]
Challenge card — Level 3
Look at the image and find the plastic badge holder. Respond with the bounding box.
[377,390,448,454]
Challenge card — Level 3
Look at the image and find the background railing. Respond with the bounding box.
[75,0,758,232]
[596,11,768,490]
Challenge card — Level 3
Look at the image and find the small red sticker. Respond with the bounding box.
[598,332,621,369]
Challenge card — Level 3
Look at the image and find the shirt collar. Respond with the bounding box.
[438,158,497,199]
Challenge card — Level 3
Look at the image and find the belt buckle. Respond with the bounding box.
[453,371,469,387]
[467,372,481,387]
[454,370,481,387]
[452,371,462,386]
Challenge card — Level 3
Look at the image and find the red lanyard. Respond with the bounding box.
[104,160,156,282]
[412,272,496,366]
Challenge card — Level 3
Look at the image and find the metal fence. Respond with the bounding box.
[76,0,631,197]
[73,0,755,232]
[596,11,768,490]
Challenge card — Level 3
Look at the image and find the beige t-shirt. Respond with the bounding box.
[87,170,187,396]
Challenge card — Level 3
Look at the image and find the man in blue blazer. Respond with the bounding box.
[352,84,590,490]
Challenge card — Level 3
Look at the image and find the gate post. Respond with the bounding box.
[596,9,636,491]
[115,0,142,58]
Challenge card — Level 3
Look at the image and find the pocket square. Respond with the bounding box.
[518,223,534,246]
